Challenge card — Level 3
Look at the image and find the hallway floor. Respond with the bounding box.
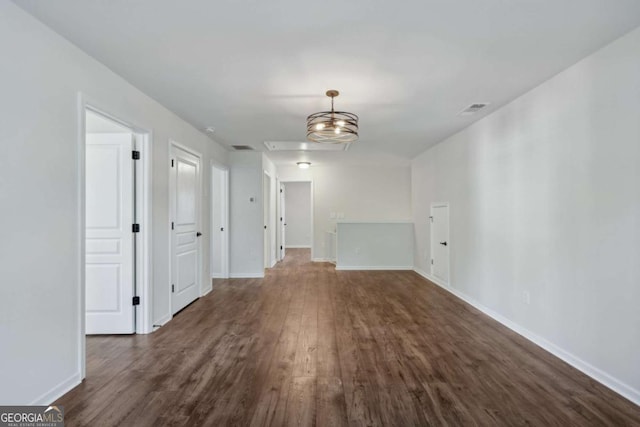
[57,249,640,426]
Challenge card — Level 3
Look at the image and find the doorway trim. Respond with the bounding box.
[210,160,229,279]
[280,180,314,261]
[77,93,153,379]
[429,201,450,286]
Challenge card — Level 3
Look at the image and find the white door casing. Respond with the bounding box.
[170,144,201,314]
[85,133,135,334]
[431,203,450,284]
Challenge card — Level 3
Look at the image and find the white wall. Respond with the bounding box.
[283,182,311,248]
[229,152,263,277]
[412,26,640,403]
[0,3,228,405]
[277,165,412,260]
[336,222,414,269]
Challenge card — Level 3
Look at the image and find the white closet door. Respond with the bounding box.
[171,145,201,314]
[431,204,450,284]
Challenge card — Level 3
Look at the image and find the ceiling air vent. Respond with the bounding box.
[231,145,254,150]
[459,103,489,116]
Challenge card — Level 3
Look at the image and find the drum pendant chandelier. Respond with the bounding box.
[306,90,358,143]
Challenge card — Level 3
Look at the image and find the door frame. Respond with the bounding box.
[168,140,204,315]
[280,180,314,261]
[430,201,450,286]
[77,93,153,379]
[210,160,229,279]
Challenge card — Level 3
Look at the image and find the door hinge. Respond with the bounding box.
[171,159,175,167]
[132,150,140,160]
[280,189,283,193]
[132,296,140,306]
[132,223,140,233]
[431,259,434,265]
[280,217,283,221]
[429,216,434,222]
[280,245,283,250]
[171,222,174,230]
[171,284,175,293]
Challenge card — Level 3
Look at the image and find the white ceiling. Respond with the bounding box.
[16,0,640,166]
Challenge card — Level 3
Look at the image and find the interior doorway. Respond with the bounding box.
[210,163,229,279]
[280,181,313,261]
[263,172,273,269]
[85,111,136,334]
[430,202,450,285]
[169,142,202,314]
[80,100,152,378]
[278,181,286,261]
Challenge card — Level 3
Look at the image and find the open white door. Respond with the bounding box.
[430,203,450,284]
[280,183,286,260]
[85,133,135,334]
[170,144,201,314]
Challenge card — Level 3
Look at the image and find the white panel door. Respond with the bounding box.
[280,183,286,260]
[263,173,271,268]
[431,204,450,284]
[171,145,201,314]
[85,133,135,334]
[211,167,223,277]
[210,166,228,278]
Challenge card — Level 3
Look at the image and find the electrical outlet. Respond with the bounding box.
[523,290,530,305]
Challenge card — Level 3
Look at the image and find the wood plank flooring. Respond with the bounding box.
[57,249,640,426]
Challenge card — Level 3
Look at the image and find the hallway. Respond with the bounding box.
[56,249,640,425]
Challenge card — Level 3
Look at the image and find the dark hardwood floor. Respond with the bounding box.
[57,249,640,426]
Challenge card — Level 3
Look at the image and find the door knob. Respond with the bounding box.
[196,232,202,237]
[440,241,447,246]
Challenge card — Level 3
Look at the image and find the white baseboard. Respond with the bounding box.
[211,273,227,279]
[286,245,311,249]
[413,267,640,406]
[31,372,82,405]
[201,286,212,296]
[270,259,277,268]
[229,272,265,278]
[336,265,414,271]
[152,313,172,331]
